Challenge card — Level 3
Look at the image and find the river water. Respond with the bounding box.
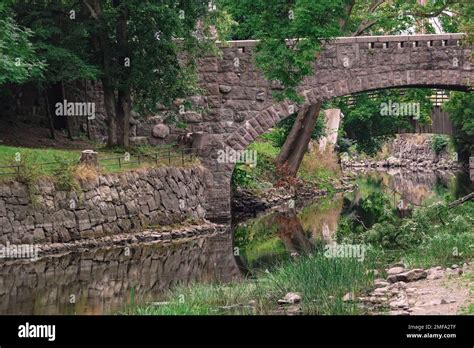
[0,169,471,314]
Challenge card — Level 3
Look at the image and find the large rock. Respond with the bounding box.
[387,269,427,283]
[387,266,405,275]
[152,124,170,139]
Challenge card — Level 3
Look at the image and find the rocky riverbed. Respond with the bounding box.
[356,263,473,315]
[341,134,463,171]
[232,182,355,223]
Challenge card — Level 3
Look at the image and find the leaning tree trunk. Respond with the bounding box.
[275,1,356,178]
[276,102,322,176]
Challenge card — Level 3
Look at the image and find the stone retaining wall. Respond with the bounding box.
[342,134,461,170]
[0,166,209,245]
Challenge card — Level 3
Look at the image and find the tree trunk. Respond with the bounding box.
[102,79,117,147]
[276,102,322,176]
[114,0,131,148]
[42,88,55,140]
[84,79,91,140]
[275,2,356,178]
[60,81,73,140]
[116,89,131,147]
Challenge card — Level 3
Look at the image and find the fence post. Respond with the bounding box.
[168,148,171,165]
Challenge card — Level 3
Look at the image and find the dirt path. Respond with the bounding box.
[362,263,473,315]
[405,265,473,315]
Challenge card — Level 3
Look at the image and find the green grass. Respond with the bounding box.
[0,145,81,171]
[232,137,340,191]
[0,144,199,180]
[122,251,376,315]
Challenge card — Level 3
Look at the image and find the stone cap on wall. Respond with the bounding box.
[216,33,467,48]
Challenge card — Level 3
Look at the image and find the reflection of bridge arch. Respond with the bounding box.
[189,34,472,222]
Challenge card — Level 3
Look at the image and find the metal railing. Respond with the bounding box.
[0,146,196,176]
[96,147,194,170]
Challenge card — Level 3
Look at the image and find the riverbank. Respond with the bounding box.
[123,199,474,315]
[6,220,228,258]
[341,134,463,171]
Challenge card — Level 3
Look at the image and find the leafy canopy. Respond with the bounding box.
[0,3,44,85]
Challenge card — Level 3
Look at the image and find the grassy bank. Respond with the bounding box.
[123,251,376,315]
[123,201,473,316]
[0,144,199,181]
[232,137,340,193]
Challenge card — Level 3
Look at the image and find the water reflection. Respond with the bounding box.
[235,169,472,273]
[0,233,241,315]
[2,169,470,315]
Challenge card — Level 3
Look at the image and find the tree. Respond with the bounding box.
[79,0,224,147]
[223,0,460,177]
[0,3,44,85]
[11,0,100,139]
[221,0,346,176]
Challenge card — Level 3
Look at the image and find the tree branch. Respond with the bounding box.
[81,0,99,20]
[352,0,455,36]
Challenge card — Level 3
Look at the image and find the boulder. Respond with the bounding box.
[374,279,390,288]
[387,266,405,275]
[152,124,170,139]
[387,269,427,283]
[342,292,355,302]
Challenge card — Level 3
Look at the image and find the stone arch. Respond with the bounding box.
[225,70,471,151]
[201,34,473,223]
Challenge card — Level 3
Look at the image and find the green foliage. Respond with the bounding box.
[444,92,474,161]
[275,111,326,144]
[51,156,80,195]
[260,127,288,148]
[221,0,345,101]
[338,196,474,268]
[0,4,44,84]
[231,141,278,190]
[231,167,255,189]
[335,88,433,155]
[431,134,449,155]
[9,151,41,205]
[12,0,100,84]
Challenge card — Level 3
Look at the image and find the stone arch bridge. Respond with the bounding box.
[176,33,472,222]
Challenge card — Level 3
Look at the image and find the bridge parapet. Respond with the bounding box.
[217,33,467,47]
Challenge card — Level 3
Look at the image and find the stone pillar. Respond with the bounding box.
[198,135,233,224]
[80,150,98,167]
[318,108,343,153]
